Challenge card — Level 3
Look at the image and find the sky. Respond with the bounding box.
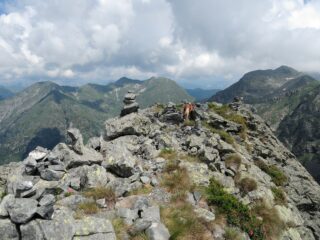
[0,0,320,89]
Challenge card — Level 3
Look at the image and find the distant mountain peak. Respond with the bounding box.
[275,65,299,75]
[114,77,142,86]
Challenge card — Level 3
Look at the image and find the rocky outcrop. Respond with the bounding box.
[0,102,319,239]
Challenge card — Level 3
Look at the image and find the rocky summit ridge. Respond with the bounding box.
[0,99,319,240]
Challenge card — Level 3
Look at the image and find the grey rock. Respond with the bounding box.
[74,217,115,239]
[40,169,64,181]
[102,137,139,178]
[121,102,139,116]
[28,147,48,161]
[140,176,151,184]
[128,219,152,236]
[15,180,33,197]
[48,164,65,172]
[7,198,38,224]
[104,113,151,140]
[86,164,109,188]
[20,220,44,240]
[36,204,54,219]
[67,128,84,154]
[86,137,102,151]
[151,177,159,187]
[24,156,37,175]
[141,206,161,223]
[0,194,15,217]
[56,195,86,210]
[146,222,170,240]
[117,208,139,225]
[39,194,55,206]
[37,207,75,240]
[194,207,215,222]
[0,219,19,240]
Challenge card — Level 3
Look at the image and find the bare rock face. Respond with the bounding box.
[0,102,320,239]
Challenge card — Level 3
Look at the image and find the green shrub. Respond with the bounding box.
[255,160,288,186]
[237,177,258,194]
[206,178,286,240]
[271,187,287,206]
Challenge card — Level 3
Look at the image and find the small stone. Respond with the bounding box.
[40,169,64,181]
[141,206,161,223]
[146,222,170,240]
[96,199,107,208]
[140,176,151,184]
[128,219,152,236]
[194,207,215,222]
[39,194,55,206]
[151,177,159,187]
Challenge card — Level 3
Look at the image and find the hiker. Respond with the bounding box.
[183,102,196,121]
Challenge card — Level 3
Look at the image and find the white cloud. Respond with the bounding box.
[1,0,320,88]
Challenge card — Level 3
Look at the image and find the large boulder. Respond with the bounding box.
[0,219,19,240]
[104,113,152,140]
[52,143,103,169]
[146,222,170,240]
[6,198,38,224]
[102,136,140,177]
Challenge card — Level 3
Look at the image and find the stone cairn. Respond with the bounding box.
[120,91,139,117]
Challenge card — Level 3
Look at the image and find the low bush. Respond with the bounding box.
[255,160,288,186]
[206,178,286,240]
[271,187,287,206]
[237,177,258,194]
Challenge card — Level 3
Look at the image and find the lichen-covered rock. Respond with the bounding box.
[0,219,19,240]
[6,198,38,224]
[104,112,151,140]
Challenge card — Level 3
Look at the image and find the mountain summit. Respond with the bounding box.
[0,100,319,239]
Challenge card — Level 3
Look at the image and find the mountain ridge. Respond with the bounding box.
[0,77,194,164]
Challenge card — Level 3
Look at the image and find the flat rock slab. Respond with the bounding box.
[74,217,115,237]
[7,198,38,224]
[0,219,19,240]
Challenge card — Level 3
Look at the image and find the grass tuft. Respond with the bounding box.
[225,154,242,171]
[161,203,209,240]
[83,186,116,202]
[159,148,178,161]
[255,159,288,186]
[76,201,99,215]
[224,228,243,240]
[271,187,287,206]
[237,177,258,194]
